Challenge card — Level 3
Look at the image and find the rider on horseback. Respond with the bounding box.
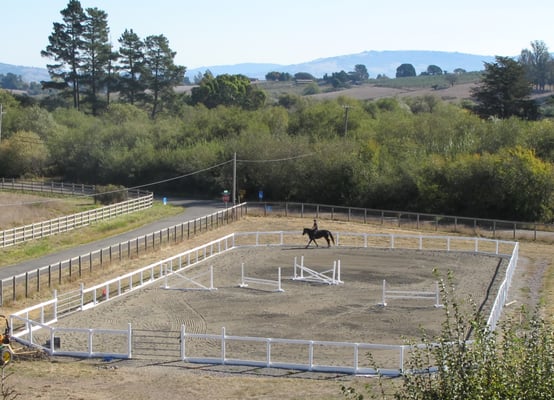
[312,219,318,234]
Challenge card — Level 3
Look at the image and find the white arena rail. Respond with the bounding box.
[9,231,518,375]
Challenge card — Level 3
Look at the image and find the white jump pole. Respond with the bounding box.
[241,262,246,287]
[434,281,442,308]
[380,279,387,306]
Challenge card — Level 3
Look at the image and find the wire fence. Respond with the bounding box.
[246,202,554,243]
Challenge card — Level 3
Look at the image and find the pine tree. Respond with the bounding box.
[81,7,112,115]
[471,56,538,120]
[117,29,146,105]
[41,0,86,109]
[141,34,186,118]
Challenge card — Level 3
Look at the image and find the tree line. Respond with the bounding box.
[1,82,552,222]
[40,0,185,118]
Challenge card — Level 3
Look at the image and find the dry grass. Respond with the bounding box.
[0,192,96,229]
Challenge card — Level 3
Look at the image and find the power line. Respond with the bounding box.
[0,152,313,207]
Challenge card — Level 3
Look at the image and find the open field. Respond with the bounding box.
[0,192,96,230]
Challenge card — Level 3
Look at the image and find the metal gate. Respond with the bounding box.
[56,288,82,317]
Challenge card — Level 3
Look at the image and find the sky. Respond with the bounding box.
[2,0,553,70]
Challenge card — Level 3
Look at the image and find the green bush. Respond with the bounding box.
[342,271,554,399]
[94,184,128,205]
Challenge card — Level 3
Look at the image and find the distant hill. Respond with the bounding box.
[0,63,50,83]
[1,50,497,83]
[187,50,497,80]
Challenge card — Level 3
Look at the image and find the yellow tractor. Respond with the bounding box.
[0,315,13,366]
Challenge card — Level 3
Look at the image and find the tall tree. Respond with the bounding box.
[141,34,186,118]
[41,0,86,109]
[350,64,369,82]
[470,56,538,120]
[519,40,552,92]
[396,63,416,78]
[117,29,145,105]
[81,7,111,115]
[426,64,443,75]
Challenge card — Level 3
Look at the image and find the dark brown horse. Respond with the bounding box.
[302,228,335,248]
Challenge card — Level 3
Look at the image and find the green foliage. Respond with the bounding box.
[0,131,49,177]
[425,64,443,76]
[3,78,554,221]
[94,184,128,204]
[352,64,369,82]
[265,71,292,81]
[471,56,538,120]
[374,72,481,89]
[519,40,551,92]
[190,74,266,110]
[342,273,554,400]
[396,63,416,78]
[302,82,320,95]
[0,73,28,90]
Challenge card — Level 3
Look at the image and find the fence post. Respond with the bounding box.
[25,272,29,298]
[36,268,40,293]
[12,276,16,302]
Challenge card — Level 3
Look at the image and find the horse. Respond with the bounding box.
[302,228,335,248]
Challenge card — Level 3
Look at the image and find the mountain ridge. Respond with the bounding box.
[1,50,497,83]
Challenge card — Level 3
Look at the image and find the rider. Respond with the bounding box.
[312,219,319,234]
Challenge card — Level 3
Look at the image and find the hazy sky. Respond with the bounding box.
[2,0,552,69]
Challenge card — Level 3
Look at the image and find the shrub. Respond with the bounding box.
[342,271,554,399]
[94,184,128,205]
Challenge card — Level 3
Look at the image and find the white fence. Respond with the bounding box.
[0,192,153,248]
[10,233,237,357]
[0,179,96,195]
[10,231,518,375]
[0,203,245,305]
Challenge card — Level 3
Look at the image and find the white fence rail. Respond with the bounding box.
[0,203,245,305]
[0,178,96,195]
[9,231,518,375]
[0,192,153,248]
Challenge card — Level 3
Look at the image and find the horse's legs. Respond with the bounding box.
[325,237,330,247]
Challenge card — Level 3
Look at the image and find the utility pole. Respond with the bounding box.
[233,152,237,205]
[0,104,5,143]
[342,105,351,137]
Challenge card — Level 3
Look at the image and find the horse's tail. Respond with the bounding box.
[329,231,335,245]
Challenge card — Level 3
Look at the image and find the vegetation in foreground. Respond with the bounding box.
[343,273,554,399]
